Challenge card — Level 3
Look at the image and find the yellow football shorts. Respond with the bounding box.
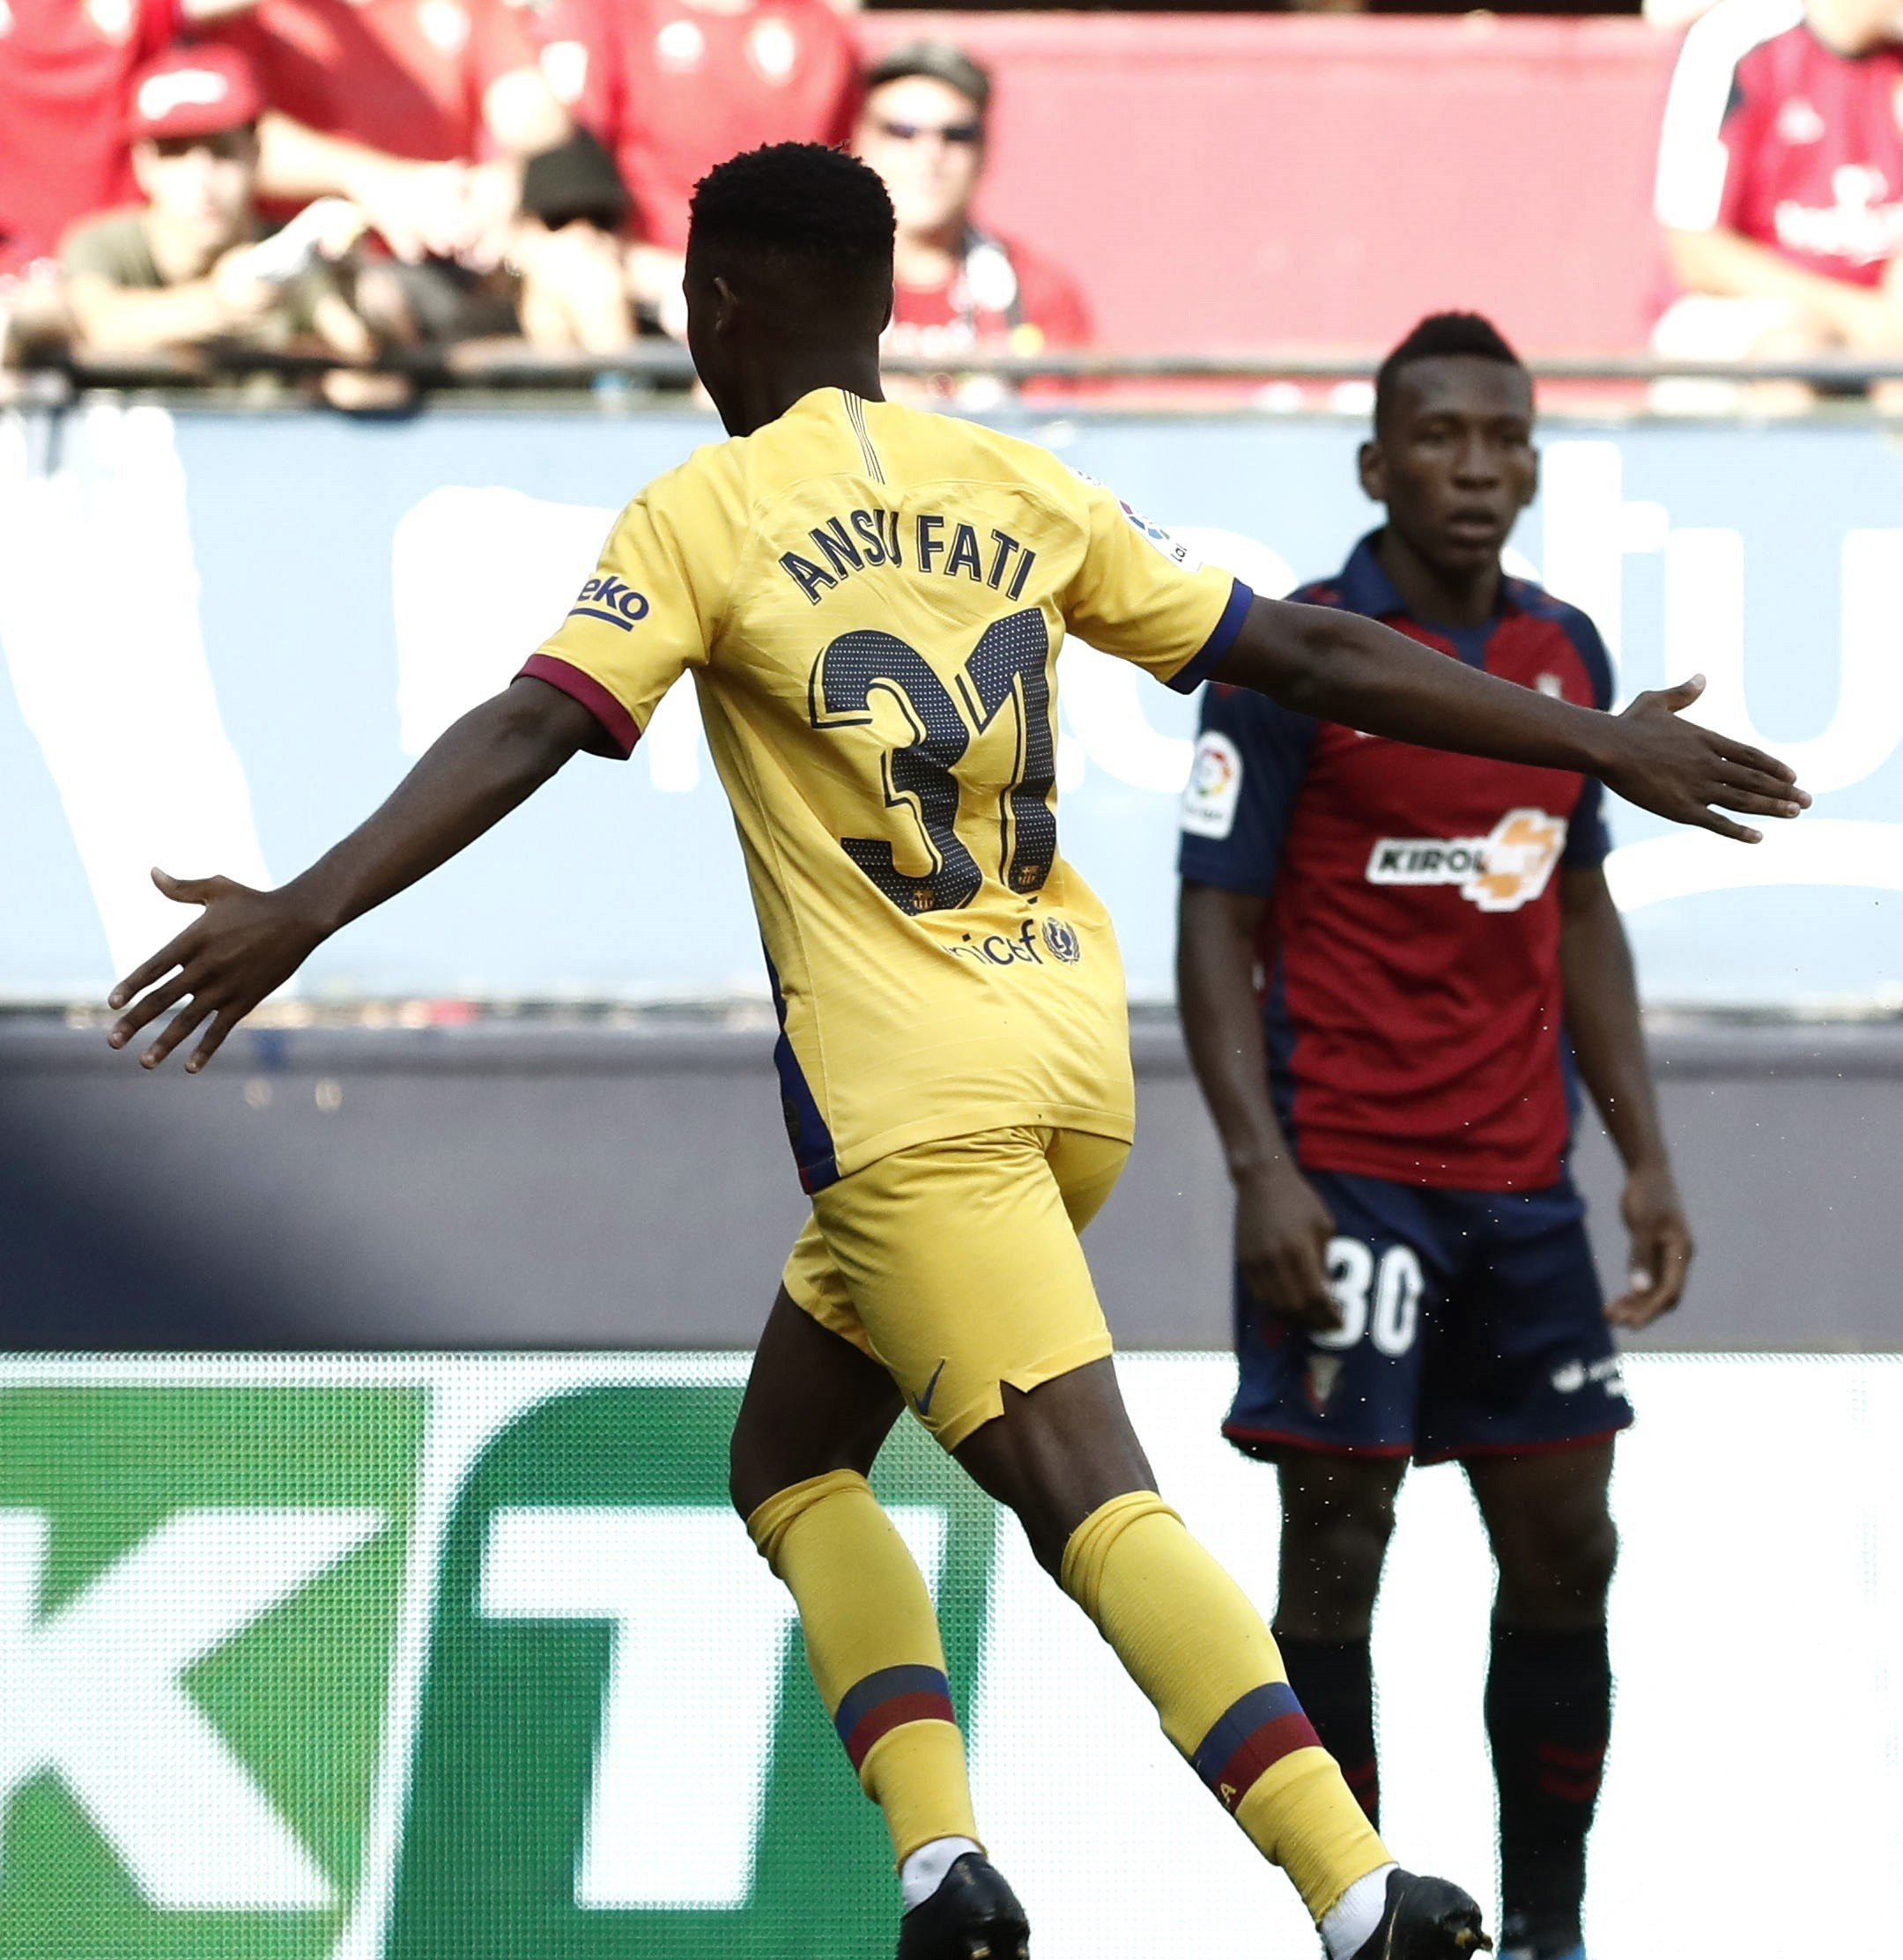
[781,1124,1130,1450]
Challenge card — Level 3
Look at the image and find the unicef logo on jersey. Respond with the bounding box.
[1041,916,1083,965]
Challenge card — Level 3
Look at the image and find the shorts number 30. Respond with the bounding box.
[808,610,1056,916]
[1314,1238,1425,1357]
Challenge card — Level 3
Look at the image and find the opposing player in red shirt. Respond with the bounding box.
[1654,0,1903,392]
[1180,315,1692,1960]
[853,40,1090,400]
[524,0,856,327]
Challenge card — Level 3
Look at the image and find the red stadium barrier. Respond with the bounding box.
[855,15,1679,359]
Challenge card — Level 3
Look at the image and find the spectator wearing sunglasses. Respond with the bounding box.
[855,40,1090,401]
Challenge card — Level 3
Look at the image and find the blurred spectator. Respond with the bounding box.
[0,0,263,285]
[59,47,385,374]
[211,0,630,347]
[1654,0,1903,398]
[853,41,1090,398]
[525,0,857,329]
[509,130,634,351]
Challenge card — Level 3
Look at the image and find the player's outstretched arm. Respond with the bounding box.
[107,676,604,1073]
[1211,595,1808,839]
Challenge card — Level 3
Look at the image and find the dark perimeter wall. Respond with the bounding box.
[3,1017,1898,1353]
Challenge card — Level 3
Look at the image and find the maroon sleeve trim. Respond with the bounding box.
[517,654,641,759]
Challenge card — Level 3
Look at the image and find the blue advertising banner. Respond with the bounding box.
[3,402,1898,1005]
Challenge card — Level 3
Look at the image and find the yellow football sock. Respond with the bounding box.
[748,1468,980,1866]
[1061,1490,1391,1922]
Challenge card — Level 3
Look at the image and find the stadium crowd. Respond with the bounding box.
[0,0,1086,396]
[5,0,1903,398]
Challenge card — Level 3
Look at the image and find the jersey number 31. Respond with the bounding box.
[808,610,1056,917]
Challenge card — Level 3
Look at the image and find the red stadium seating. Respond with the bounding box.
[855,15,1679,359]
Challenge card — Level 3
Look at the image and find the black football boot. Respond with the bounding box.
[894,1852,1030,1960]
[1350,1868,1493,1960]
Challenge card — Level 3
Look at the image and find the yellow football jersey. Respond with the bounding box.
[522,388,1251,1190]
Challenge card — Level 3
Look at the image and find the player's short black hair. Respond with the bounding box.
[1374,311,1527,432]
[687,143,895,307]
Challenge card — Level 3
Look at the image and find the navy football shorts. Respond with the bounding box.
[1223,1170,1634,1466]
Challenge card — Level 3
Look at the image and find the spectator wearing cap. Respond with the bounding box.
[521,0,857,333]
[1653,0,1903,403]
[855,40,1090,401]
[0,0,278,377]
[60,44,386,376]
[0,0,269,286]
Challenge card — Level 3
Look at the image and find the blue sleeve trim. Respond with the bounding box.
[1166,577,1255,694]
[1544,603,1615,867]
[1562,778,1612,869]
[1552,604,1617,714]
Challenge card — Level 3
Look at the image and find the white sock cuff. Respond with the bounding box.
[1321,1862,1398,1960]
[900,1835,984,1912]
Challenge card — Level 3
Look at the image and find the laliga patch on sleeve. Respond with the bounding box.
[1181,730,1243,839]
[1116,496,1203,572]
[1068,465,1204,572]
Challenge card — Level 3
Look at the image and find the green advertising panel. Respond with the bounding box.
[0,1360,1000,1960]
[389,1384,995,1960]
[0,1384,424,1960]
[1,1356,1897,1960]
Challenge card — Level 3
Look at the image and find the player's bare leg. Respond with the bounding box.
[955,1360,1488,1959]
[1465,1444,1617,1960]
[731,1291,1027,1959]
[1272,1453,1411,1825]
[730,1286,905,1509]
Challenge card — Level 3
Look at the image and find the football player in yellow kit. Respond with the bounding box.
[107,144,1806,1960]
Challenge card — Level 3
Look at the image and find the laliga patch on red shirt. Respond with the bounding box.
[1181,730,1244,840]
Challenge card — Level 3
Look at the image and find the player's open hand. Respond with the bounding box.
[1606,1159,1694,1330]
[107,868,326,1075]
[1235,1162,1341,1333]
[1601,675,1808,841]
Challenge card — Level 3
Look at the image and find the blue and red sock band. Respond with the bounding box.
[1341,1752,1381,1823]
[833,1665,958,1772]
[1190,1681,1322,1813]
[1536,1740,1607,1805]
